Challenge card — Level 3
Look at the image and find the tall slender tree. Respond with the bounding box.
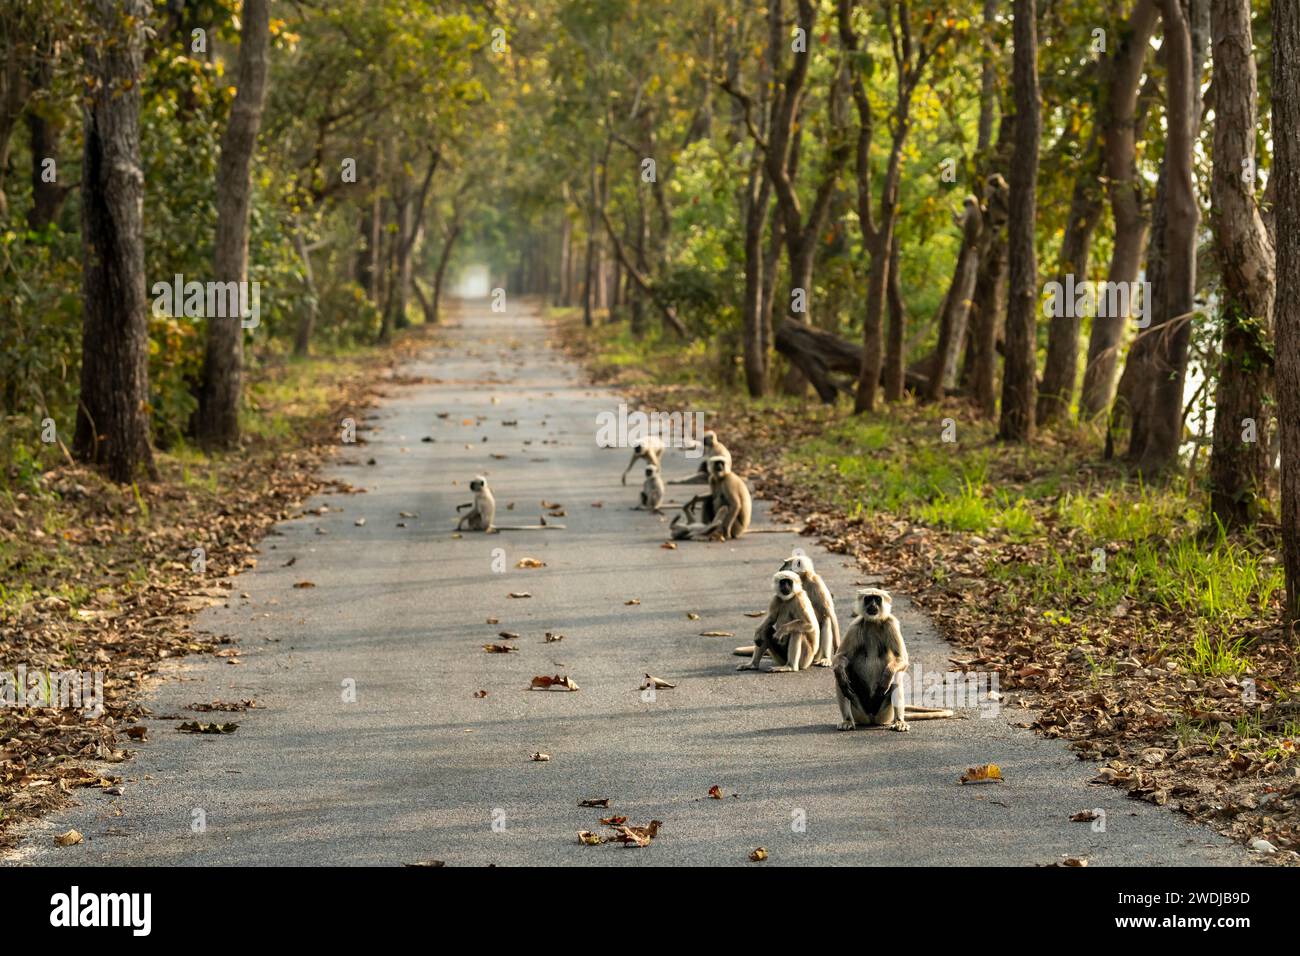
[1207,0,1276,528]
[1275,0,1300,624]
[997,0,1040,442]
[73,0,155,483]
[197,0,271,449]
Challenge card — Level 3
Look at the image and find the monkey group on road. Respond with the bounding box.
[450,426,952,731]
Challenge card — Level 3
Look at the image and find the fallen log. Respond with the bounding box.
[773,319,939,403]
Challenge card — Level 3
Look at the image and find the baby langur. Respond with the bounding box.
[832,588,952,732]
[453,477,565,532]
[455,476,496,531]
[739,571,820,672]
[637,463,665,512]
[621,436,664,486]
[778,550,840,667]
[669,430,731,485]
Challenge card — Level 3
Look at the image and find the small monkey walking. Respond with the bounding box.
[832,588,952,731]
[621,437,664,485]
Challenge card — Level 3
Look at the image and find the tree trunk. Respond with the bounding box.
[557,216,572,306]
[1207,0,1276,527]
[196,0,270,449]
[1127,0,1200,473]
[1276,0,1300,623]
[73,0,155,483]
[883,231,907,401]
[740,161,769,395]
[431,223,461,325]
[25,47,72,230]
[1037,137,1104,424]
[928,197,984,401]
[998,0,1041,443]
[292,226,318,358]
[1079,0,1159,420]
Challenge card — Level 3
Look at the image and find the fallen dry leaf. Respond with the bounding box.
[497,631,520,640]
[530,752,551,762]
[708,785,723,800]
[483,643,517,654]
[749,847,768,862]
[661,542,677,550]
[641,674,676,690]
[54,829,83,847]
[624,598,641,606]
[700,631,734,638]
[178,721,238,734]
[508,592,532,599]
[544,632,564,643]
[578,831,606,846]
[473,690,488,699]
[960,764,1003,785]
[1070,810,1100,823]
[292,581,316,589]
[516,558,546,568]
[531,674,579,691]
[686,612,700,621]
[579,798,611,808]
[600,815,627,826]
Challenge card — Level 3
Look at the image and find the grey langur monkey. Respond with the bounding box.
[621,436,664,486]
[669,430,731,485]
[778,550,840,667]
[695,456,751,540]
[455,476,496,531]
[832,588,952,731]
[454,476,564,532]
[638,463,665,512]
[738,570,819,673]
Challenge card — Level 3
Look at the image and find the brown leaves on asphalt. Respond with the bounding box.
[641,674,675,690]
[55,829,83,847]
[124,726,148,741]
[600,815,627,826]
[1070,810,1101,823]
[749,847,768,862]
[686,612,700,620]
[515,558,546,569]
[579,798,610,808]
[486,617,500,624]
[530,752,551,762]
[292,581,316,589]
[531,675,579,691]
[543,631,564,642]
[960,764,1002,785]
[508,592,532,599]
[177,722,238,734]
[700,631,734,638]
[708,785,723,800]
[188,699,256,712]
[473,690,489,699]
[497,631,521,640]
[624,598,640,606]
[483,644,517,654]
[610,820,662,848]
[661,541,677,549]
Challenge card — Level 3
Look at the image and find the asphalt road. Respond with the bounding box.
[8,301,1250,866]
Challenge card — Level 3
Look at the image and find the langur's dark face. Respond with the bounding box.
[470,479,483,492]
[645,466,656,477]
[711,460,725,476]
[634,443,644,455]
[778,577,794,597]
[861,594,883,617]
[703,434,715,448]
